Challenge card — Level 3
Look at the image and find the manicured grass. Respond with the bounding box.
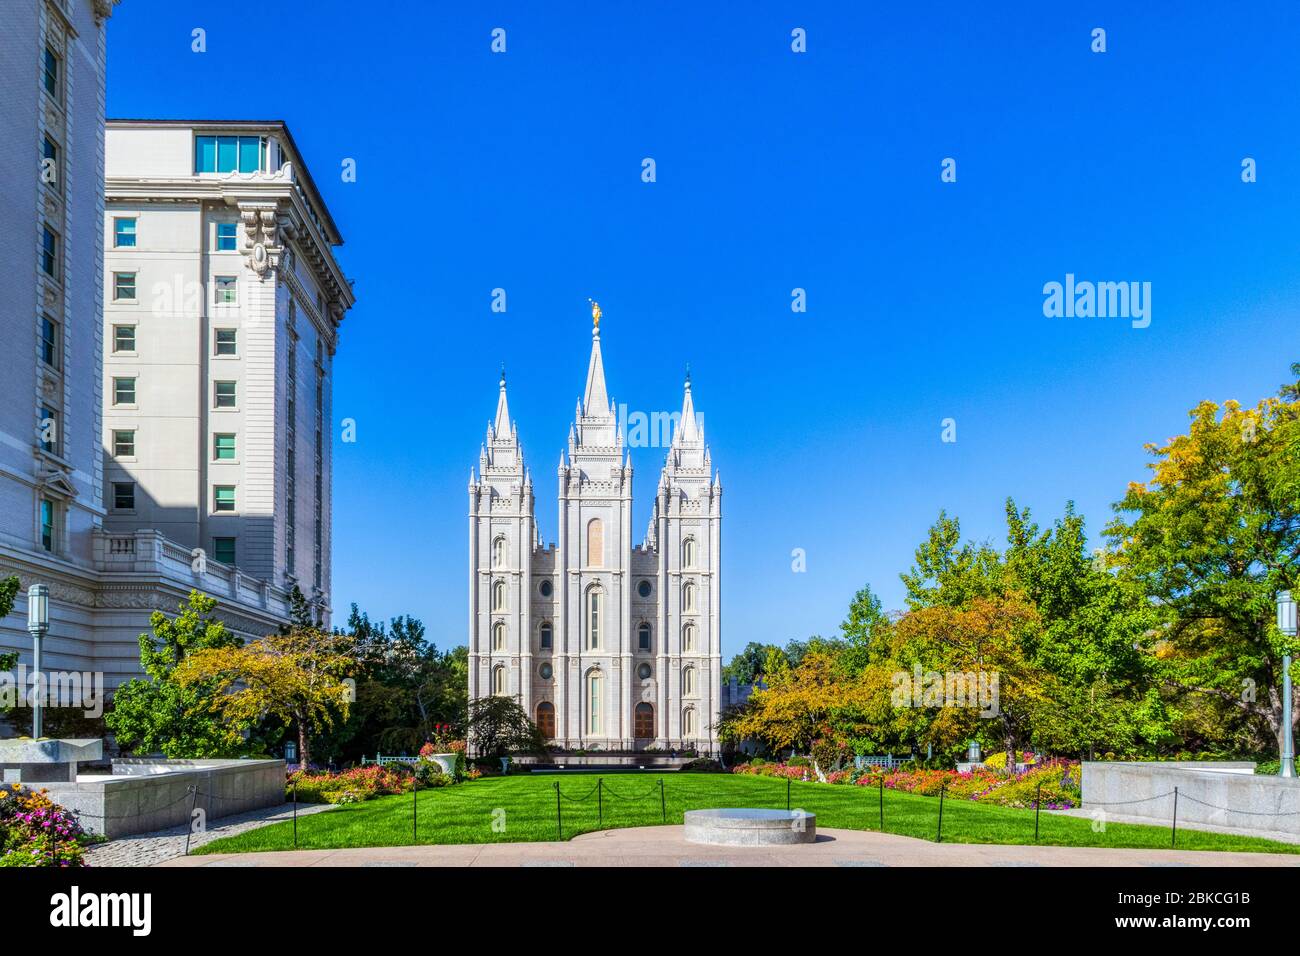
[195,772,1300,856]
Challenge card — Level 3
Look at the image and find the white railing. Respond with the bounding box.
[92,528,293,618]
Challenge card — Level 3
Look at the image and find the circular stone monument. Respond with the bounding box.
[683,808,816,846]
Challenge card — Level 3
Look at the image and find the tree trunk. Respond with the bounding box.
[297,714,310,770]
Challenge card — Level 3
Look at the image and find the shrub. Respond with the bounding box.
[981,750,1038,770]
[681,757,724,773]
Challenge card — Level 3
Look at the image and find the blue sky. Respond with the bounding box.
[106,2,1300,657]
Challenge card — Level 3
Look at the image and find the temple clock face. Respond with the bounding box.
[539,579,553,597]
[638,580,652,598]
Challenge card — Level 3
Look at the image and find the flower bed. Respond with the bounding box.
[287,765,413,804]
[732,759,1082,809]
[0,784,93,867]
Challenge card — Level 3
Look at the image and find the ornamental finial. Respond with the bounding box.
[589,298,601,332]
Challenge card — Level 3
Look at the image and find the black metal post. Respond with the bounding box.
[936,781,946,843]
[412,774,418,844]
[1034,782,1042,842]
[660,778,666,823]
[786,775,791,811]
[879,775,885,831]
[554,781,562,840]
[598,778,603,825]
[184,785,199,856]
[292,782,298,848]
[1171,786,1178,848]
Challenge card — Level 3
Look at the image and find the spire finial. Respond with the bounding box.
[588,298,601,335]
[499,363,506,387]
[685,362,691,389]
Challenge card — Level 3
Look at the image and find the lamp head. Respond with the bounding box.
[27,584,49,631]
[1278,590,1297,637]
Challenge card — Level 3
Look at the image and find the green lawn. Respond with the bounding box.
[195,772,1300,856]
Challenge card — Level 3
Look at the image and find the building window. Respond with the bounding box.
[638,622,651,652]
[214,276,237,305]
[683,581,697,613]
[214,537,236,566]
[213,433,236,460]
[42,47,59,100]
[214,328,237,355]
[39,316,58,367]
[112,482,135,511]
[38,406,57,454]
[586,518,604,568]
[587,672,601,735]
[683,536,697,569]
[114,218,137,248]
[113,377,136,405]
[683,666,697,697]
[492,665,506,696]
[214,380,236,408]
[194,135,264,174]
[112,429,135,457]
[539,579,553,598]
[536,701,555,737]
[587,587,602,650]
[637,579,652,599]
[113,272,136,301]
[637,662,653,680]
[683,623,696,653]
[41,226,57,278]
[491,579,505,611]
[682,707,697,738]
[213,485,236,512]
[216,222,238,251]
[492,536,506,568]
[539,663,554,681]
[42,137,59,191]
[39,499,55,551]
[113,325,135,353]
[492,621,505,651]
[539,622,552,651]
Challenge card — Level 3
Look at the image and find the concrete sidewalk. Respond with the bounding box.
[158,825,1300,868]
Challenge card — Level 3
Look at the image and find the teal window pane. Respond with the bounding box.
[195,136,217,172]
[216,222,238,251]
[214,434,236,459]
[214,538,236,565]
[115,218,136,247]
[216,137,237,172]
[214,486,236,511]
[238,137,260,173]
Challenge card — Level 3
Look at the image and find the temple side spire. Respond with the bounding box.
[493,366,511,436]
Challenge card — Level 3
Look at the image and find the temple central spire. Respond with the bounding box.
[582,301,610,417]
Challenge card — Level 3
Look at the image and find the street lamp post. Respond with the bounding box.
[26,584,49,740]
[1278,590,1297,779]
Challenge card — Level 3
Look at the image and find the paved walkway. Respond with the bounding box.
[86,802,335,868]
[158,825,1300,868]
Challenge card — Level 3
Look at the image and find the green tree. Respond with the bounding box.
[839,583,890,671]
[466,695,545,759]
[105,591,247,757]
[1106,364,1300,754]
[0,576,19,727]
[722,642,785,686]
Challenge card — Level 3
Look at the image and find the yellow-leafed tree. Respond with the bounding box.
[174,624,355,768]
